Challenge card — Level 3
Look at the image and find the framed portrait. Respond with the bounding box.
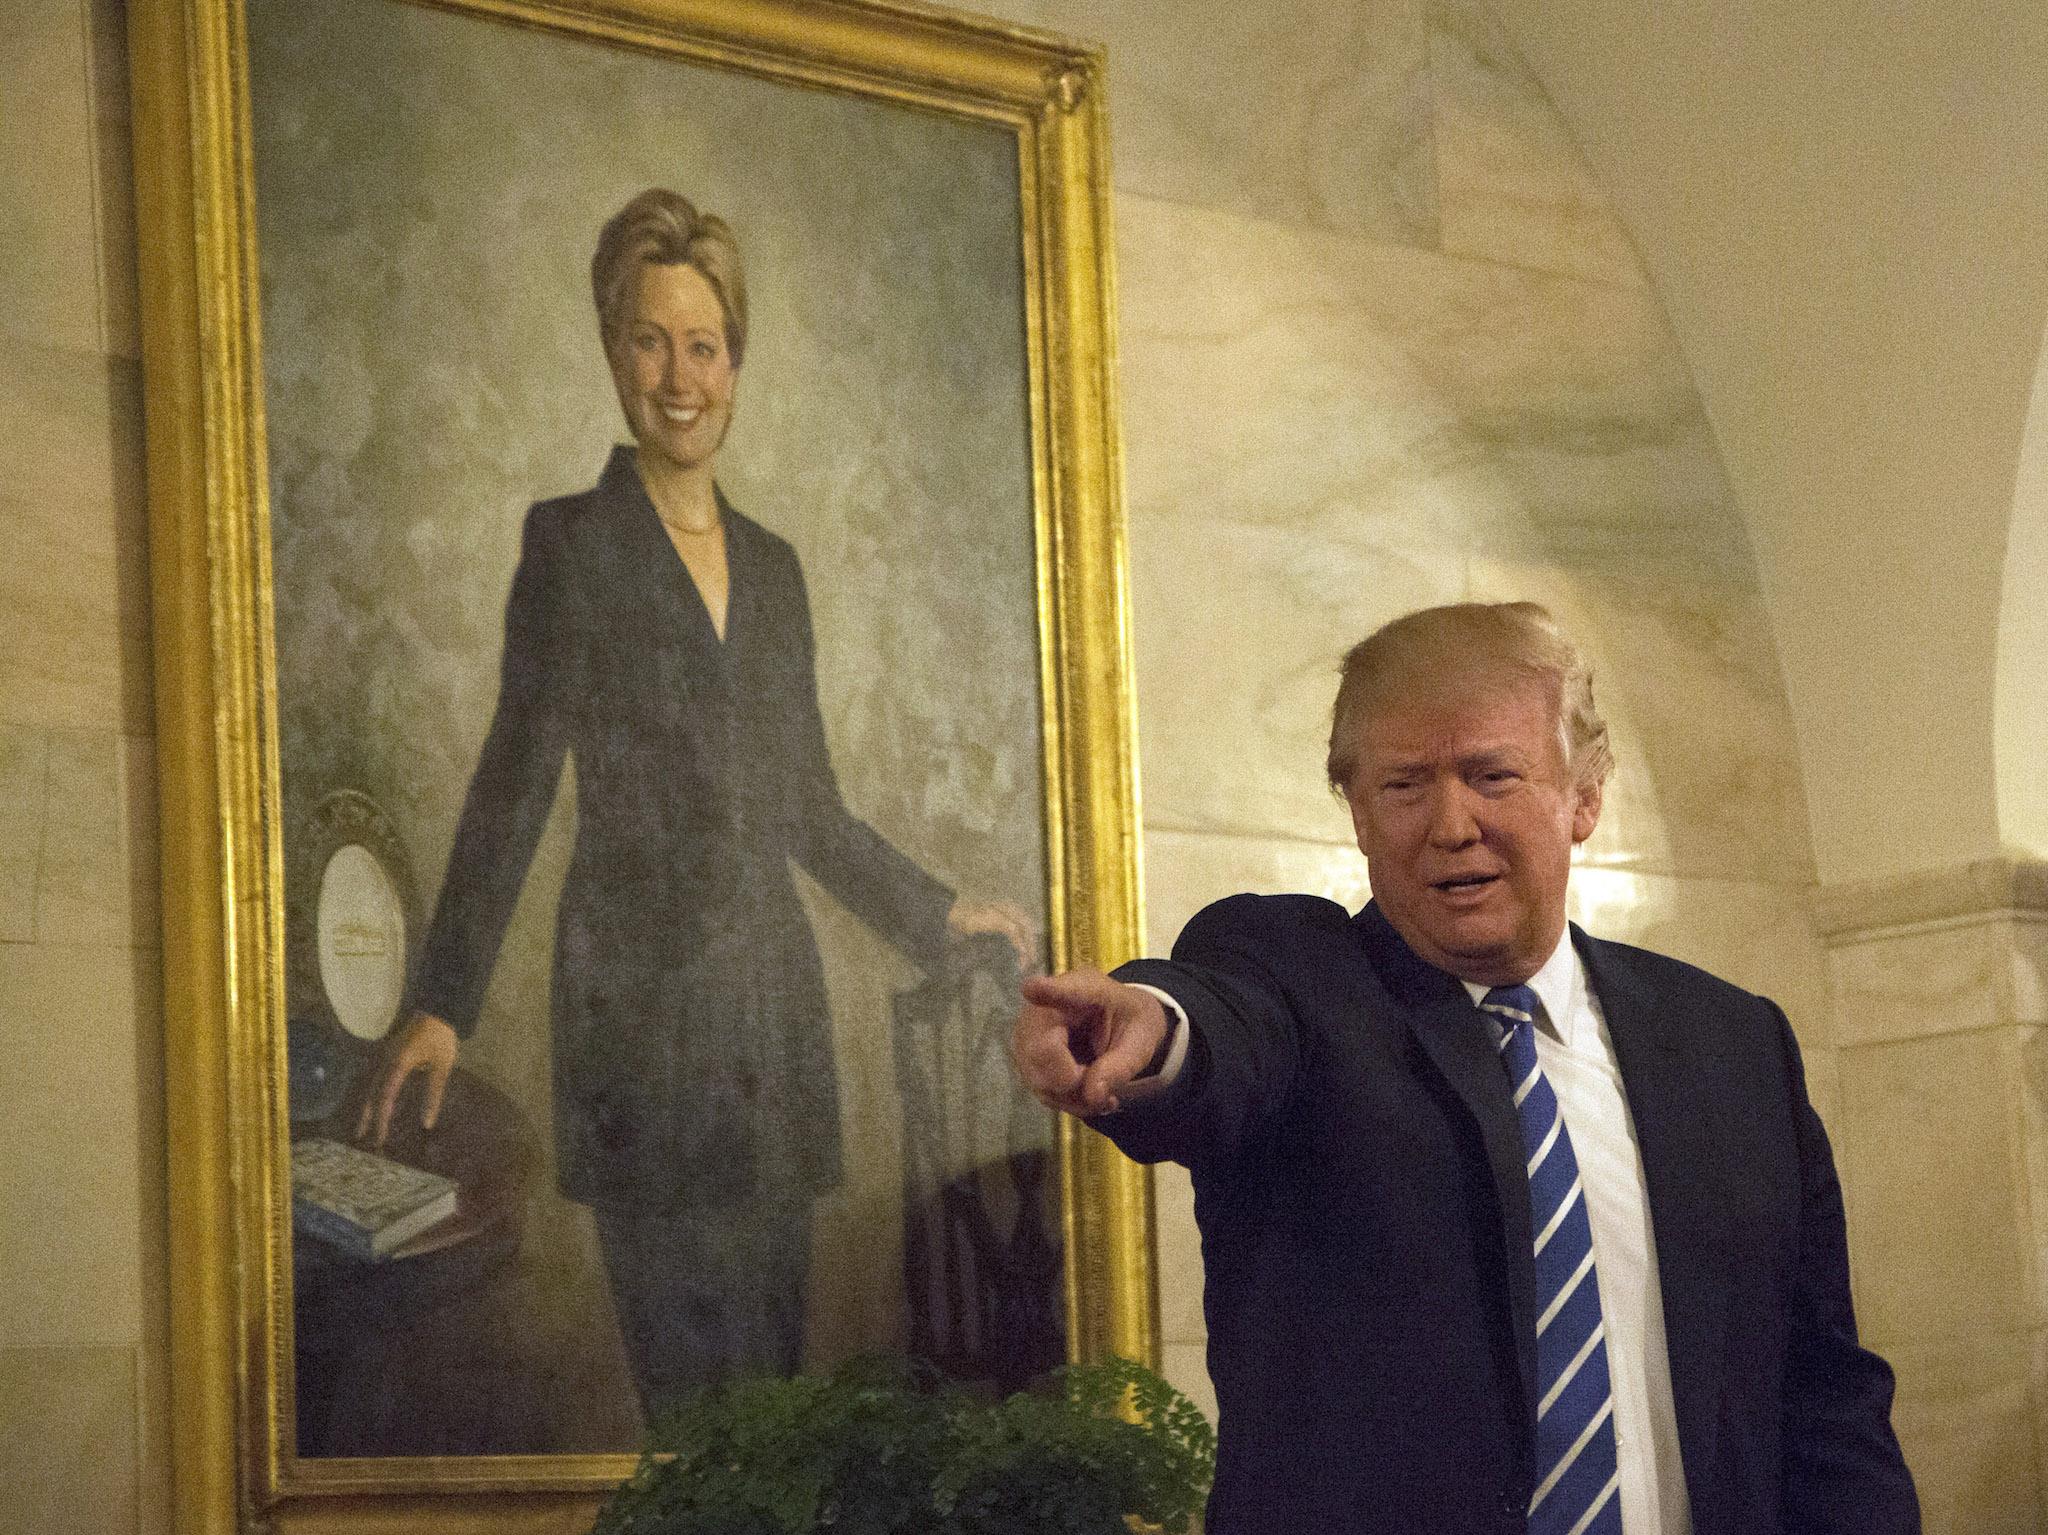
[127,0,1151,1528]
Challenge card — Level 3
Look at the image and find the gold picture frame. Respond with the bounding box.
[128,0,1153,1529]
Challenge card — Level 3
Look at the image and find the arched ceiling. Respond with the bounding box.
[1488,0,2048,883]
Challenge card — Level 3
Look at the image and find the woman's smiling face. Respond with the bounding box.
[610,261,737,475]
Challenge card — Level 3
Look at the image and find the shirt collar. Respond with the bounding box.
[1458,927,1584,1045]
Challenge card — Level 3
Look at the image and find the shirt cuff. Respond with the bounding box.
[1122,983,1190,1095]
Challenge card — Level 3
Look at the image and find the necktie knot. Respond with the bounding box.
[1480,983,1540,1035]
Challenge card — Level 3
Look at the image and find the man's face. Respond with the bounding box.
[609,261,737,473]
[1344,672,1601,986]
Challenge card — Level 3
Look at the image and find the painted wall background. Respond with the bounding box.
[2,0,2043,1529]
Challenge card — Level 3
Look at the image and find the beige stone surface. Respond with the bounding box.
[131,950,172,1535]
[1152,1160,1205,1344]
[1886,1328,2045,1535]
[36,729,157,948]
[0,0,103,356]
[0,317,144,522]
[1159,1339,1220,1435]
[1810,857,2048,940]
[2024,1028,2048,1339]
[1115,196,1709,543]
[0,1345,138,1535]
[85,0,138,359]
[1117,197,1469,857]
[1140,826,1370,960]
[2013,919,2048,1026]
[0,723,48,943]
[1126,496,1461,854]
[998,0,1438,245]
[0,339,150,732]
[1114,194,1804,886]
[0,850,36,947]
[0,941,155,1347]
[1469,557,1814,887]
[1429,0,1641,286]
[1801,1044,1842,1144]
[1825,917,2030,1047]
[1835,1028,2032,1346]
[2034,1331,2048,1534]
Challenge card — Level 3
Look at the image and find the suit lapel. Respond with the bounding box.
[602,446,733,660]
[1354,906,1540,1432]
[1575,929,1731,1493]
[580,447,744,817]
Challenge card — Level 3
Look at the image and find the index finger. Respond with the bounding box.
[1019,968,1121,1016]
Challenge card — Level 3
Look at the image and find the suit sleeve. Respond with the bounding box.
[409,507,573,1036]
[1097,894,1311,1174]
[780,557,955,970]
[1773,1005,1921,1532]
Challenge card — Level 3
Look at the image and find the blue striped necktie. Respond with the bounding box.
[1482,984,1622,1535]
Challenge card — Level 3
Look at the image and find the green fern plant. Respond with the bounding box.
[589,1355,1214,1535]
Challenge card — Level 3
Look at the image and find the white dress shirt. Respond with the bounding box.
[1458,934,1692,1535]
[1131,929,1693,1535]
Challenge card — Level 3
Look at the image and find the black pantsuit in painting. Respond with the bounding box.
[411,445,953,1405]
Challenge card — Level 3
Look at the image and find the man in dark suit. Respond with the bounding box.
[1013,602,1917,1534]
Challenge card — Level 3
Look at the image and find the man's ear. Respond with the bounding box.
[1570,775,1604,845]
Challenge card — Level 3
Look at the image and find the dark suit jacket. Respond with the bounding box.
[1106,894,1917,1535]
[411,447,952,1209]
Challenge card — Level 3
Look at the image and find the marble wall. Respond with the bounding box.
[1813,860,2048,1534]
[0,0,167,1532]
[0,0,2025,1529]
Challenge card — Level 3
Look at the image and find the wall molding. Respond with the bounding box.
[1810,856,2048,945]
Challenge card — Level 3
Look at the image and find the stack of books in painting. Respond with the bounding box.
[290,1138,457,1261]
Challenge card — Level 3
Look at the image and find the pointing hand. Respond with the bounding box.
[1011,969,1169,1117]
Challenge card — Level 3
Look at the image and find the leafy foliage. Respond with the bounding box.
[590,1355,1214,1535]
